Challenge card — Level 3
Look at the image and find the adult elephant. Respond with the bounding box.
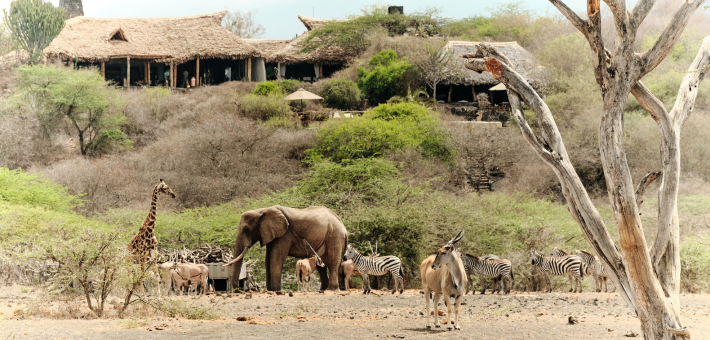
[224,205,348,291]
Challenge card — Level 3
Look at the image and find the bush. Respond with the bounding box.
[276,79,304,94]
[357,49,412,104]
[681,232,710,293]
[0,167,81,211]
[253,81,283,96]
[364,102,432,122]
[306,103,454,163]
[319,78,362,110]
[239,94,292,121]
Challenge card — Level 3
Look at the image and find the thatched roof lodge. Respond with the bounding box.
[441,41,547,103]
[262,15,354,81]
[44,11,263,87]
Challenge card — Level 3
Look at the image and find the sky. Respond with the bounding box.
[0,0,589,40]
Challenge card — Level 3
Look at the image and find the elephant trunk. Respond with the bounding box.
[227,244,250,291]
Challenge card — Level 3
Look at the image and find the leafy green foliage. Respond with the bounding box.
[681,232,710,293]
[306,103,454,163]
[357,49,412,104]
[239,93,292,121]
[2,0,64,63]
[275,79,304,94]
[253,81,283,96]
[299,5,445,57]
[319,78,361,110]
[0,167,81,211]
[363,102,432,122]
[14,65,131,156]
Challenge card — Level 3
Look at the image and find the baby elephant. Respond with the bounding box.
[296,241,325,292]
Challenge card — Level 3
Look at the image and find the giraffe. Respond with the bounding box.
[128,179,175,296]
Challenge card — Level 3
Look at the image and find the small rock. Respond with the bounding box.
[568,316,579,324]
[236,316,248,321]
[245,293,252,299]
[289,292,294,297]
[607,329,614,332]
[275,291,284,295]
[350,316,355,319]
[624,331,639,337]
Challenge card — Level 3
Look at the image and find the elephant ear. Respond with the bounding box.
[258,207,289,246]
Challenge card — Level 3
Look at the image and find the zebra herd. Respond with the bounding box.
[339,243,614,295]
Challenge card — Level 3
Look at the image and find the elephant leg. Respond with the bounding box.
[316,266,329,291]
[265,246,286,292]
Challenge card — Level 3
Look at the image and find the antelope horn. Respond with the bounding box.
[446,230,465,247]
[305,240,321,260]
[368,241,374,254]
[222,247,249,267]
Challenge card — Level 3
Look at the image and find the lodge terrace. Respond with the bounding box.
[43,11,262,88]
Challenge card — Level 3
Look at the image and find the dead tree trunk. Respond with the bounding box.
[464,0,709,336]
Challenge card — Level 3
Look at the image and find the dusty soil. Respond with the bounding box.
[1,285,709,340]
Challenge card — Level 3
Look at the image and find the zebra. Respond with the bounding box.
[576,250,615,293]
[530,250,584,293]
[344,244,404,294]
[461,254,514,294]
[550,246,590,278]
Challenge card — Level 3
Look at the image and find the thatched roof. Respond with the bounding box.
[244,39,289,62]
[269,15,353,65]
[44,11,259,63]
[297,15,346,31]
[444,41,546,87]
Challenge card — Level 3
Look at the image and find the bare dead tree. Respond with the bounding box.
[413,38,465,101]
[222,9,266,39]
[464,0,709,338]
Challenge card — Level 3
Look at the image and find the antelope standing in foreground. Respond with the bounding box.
[421,231,467,330]
[296,240,325,292]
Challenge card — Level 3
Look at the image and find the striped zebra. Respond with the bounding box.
[530,250,584,293]
[550,247,590,276]
[461,254,514,294]
[575,250,615,293]
[344,244,404,294]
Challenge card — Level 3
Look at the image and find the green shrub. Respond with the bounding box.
[306,103,454,163]
[319,78,362,110]
[357,49,411,104]
[364,102,432,122]
[681,233,710,293]
[276,79,304,94]
[0,167,82,211]
[239,94,292,121]
[253,81,283,96]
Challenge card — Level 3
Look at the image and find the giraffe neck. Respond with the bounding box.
[141,184,160,235]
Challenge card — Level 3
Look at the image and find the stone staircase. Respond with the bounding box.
[464,152,491,192]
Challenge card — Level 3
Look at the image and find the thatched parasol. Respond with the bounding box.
[285,88,322,112]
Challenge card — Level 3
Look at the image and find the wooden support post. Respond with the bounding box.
[448,84,453,103]
[471,86,477,101]
[101,61,105,79]
[319,64,323,79]
[196,57,200,86]
[170,61,174,87]
[247,58,252,82]
[145,61,150,85]
[126,56,130,88]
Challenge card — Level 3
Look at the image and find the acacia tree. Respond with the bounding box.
[413,39,464,101]
[465,0,709,338]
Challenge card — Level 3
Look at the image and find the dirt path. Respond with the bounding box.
[1,287,709,339]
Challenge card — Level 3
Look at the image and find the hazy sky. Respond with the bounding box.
[0,0,589,40]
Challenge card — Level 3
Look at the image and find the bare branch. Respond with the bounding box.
[664,325,690,339]
[473,42,638,313]
[548,0,589,35]
[670,35,710,127]
[635,171,662,208]
[631,0,657,30]
[638,0,706,77]
[630,81,669,123]
[463,59,486,72]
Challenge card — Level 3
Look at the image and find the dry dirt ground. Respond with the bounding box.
[1,285,709,340]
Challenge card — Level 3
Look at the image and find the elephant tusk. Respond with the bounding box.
[223,247,249,267]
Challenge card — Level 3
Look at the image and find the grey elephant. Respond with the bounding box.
[224,205,348,291]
